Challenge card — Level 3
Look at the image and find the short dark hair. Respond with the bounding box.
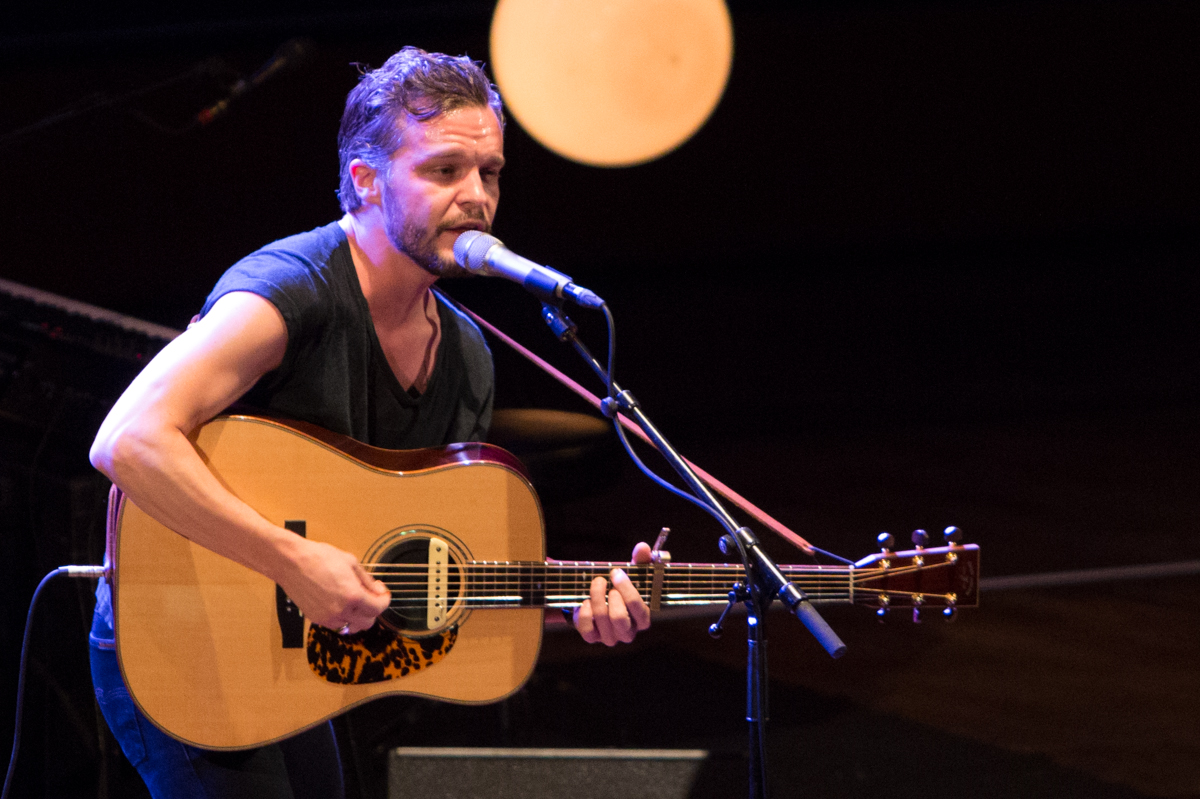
[337,47,504,213]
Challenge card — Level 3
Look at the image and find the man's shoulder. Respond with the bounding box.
[200,222,349,320]
[243,221,348,273]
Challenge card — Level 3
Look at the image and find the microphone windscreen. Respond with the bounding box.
[453,231,503,273]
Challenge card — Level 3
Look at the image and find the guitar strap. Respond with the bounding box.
[104,483,122,581]
[432,288,815,555]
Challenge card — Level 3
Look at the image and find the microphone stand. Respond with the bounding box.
[539,303,847,799]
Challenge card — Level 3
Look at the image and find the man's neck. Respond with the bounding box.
[338,213,437,328]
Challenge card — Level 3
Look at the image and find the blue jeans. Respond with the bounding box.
[90,610,344,799]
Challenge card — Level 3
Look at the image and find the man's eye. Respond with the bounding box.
[422,164,457,179]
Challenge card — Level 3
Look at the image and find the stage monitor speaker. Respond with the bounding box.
[388,746,709,799]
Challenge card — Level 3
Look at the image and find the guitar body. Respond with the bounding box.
[113,415,546,751]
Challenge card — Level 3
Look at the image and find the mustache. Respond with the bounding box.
[438,213,490,234]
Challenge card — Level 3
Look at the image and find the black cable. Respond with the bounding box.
[1,565,104,799]
[596,303,729,528]
[2,568,67,799]
[602,302,617,413]
[612,415,729,528]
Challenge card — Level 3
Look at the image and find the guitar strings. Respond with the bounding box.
[361,560,953,582]
[358,561,954,582]
[362,559,959,608]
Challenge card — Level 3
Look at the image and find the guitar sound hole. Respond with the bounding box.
[375,536,462,634]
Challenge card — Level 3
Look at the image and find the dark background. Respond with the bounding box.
[1,1,1198,797]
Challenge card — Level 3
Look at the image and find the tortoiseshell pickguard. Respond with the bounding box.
[306,623,458,685]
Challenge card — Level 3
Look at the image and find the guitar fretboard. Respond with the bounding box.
[364,547,977,611]
[460,562,855,607]
[368,562,863,608]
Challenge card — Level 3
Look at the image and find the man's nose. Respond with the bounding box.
[457,169,489,207]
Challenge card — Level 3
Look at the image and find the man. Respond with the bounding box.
[88,47,651,798]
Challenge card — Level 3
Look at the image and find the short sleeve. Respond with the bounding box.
[198,224,346,378]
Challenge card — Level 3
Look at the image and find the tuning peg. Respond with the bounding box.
[911,529,928,548]
[876,593,891,623]
[876,532,894,551]
[911,594,925,623]
[942,526,962,544]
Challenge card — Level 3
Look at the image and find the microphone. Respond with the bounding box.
[453,231,605,309]
[197,38,315,126]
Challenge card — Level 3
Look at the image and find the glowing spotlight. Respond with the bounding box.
[490,0,734,167]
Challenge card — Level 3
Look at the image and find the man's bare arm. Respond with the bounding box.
[90,291,390,632]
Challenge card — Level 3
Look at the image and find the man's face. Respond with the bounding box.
[380,105,504,277]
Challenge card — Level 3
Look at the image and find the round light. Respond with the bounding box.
[490,0,734,167]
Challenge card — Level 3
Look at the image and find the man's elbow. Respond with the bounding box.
[90,421,115,476]
[90,420,150,483]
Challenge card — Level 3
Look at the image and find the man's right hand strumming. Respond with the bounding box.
[275,537,392,634]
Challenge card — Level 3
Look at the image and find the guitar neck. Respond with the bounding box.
[376,544,979,612]
[463,561,855,608]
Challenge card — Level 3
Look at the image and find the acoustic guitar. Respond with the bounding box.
[112,415,980,750]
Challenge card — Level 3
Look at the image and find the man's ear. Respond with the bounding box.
[348,159,382,206]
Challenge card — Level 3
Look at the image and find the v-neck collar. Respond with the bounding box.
[336,234,447,407]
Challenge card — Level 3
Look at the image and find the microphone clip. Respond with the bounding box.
[540,304,577,341]
[600,390,639,418]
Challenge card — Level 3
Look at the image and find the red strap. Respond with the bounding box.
[104,484,123,580]
[435,289,814,555]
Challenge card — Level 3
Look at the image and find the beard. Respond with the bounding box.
[382,188,487,279]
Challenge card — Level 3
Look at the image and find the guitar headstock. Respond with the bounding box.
[852,527,979,621]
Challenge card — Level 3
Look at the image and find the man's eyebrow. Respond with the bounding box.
[418,146,468,161]
[419,147,505,168]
